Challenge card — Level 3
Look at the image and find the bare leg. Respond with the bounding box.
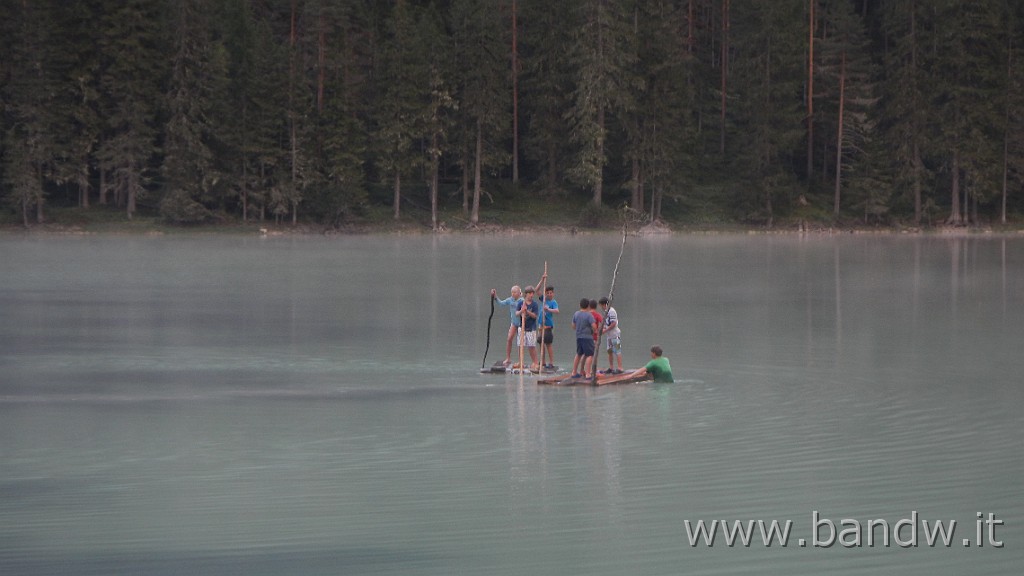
[504,325,516,364]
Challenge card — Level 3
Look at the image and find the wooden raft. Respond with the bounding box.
[537,370,652,386]
[480,362,560,375]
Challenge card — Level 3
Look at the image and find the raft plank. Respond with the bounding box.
[537,370,651,386]
[481,362,561,375]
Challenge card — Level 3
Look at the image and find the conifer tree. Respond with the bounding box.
[221,0,288,222]
[418,4,456,231]
[817,0,878,219]
[931,0,1007,224]
[1,0,62,224]
[450,0,510,226]
[633,0,698,221]
[95,0,167,219]
[1003,8,1024,223]
[46,0,104,209]
[375,0,429,221]
[160,0,230,223]
[301,0,374,226]
[314,14,372,227]
[730,0,806,225]
[519,0,575,194]
[566,0,638,206]
[878,0,932,225]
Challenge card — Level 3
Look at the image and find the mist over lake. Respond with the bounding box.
[1,233,1021,575]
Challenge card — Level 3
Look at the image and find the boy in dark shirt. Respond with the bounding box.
[515,286,541,372]
[571,298,598,378]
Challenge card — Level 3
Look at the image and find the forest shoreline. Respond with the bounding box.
[3,217,1023,239]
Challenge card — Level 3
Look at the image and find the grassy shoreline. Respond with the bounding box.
[2,204,1023,237]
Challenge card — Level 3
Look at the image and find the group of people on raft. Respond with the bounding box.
[489,276,673,383]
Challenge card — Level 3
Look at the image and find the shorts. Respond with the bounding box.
[518,330,537,348]
[606,336,621,354]
[576,337,595,357]
[542,328,554,345]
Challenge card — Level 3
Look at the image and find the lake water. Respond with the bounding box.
[1,232,1021,575]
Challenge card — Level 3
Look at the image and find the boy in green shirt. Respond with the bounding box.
[631,345,674,383]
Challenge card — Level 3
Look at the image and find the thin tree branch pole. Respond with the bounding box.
[482,292,495,369]
[592,211,629,384]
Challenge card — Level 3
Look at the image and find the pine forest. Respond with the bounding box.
[2,0,1024,230]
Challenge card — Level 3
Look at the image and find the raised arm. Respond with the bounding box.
[494,291,514,307]
[534,272,548,293]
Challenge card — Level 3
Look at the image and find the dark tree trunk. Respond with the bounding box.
[593,105,604,206]
[511,0,519,184]
[720,0,729,155]
[393,171,401,220]
[430,132,439,231]
[471,119,482,225]
[950,149,961,225]
[807,0,815,181]
[833,51,845,217]
[462,139,470,216]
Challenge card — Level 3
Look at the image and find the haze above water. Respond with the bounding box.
[1,233,1021,575]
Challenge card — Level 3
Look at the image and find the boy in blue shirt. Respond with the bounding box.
[539,286,559,369]
[491,285,522,367]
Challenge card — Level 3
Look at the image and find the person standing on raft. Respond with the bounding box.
[586,299,602,378]
[599,297,623,374]
[539,285,559,370]
[490,272,546,367]
[516,286,542,372]
[571,298,598,379]
[491,285,522,367]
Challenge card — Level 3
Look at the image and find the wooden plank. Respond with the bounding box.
[481,362,560,375]
[537,370,651,386]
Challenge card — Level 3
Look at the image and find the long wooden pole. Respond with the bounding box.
[593,216,629,384]
[518,290,525,373]
[538,261,548,370]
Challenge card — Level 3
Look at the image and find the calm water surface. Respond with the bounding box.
[1,233,1021,575]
